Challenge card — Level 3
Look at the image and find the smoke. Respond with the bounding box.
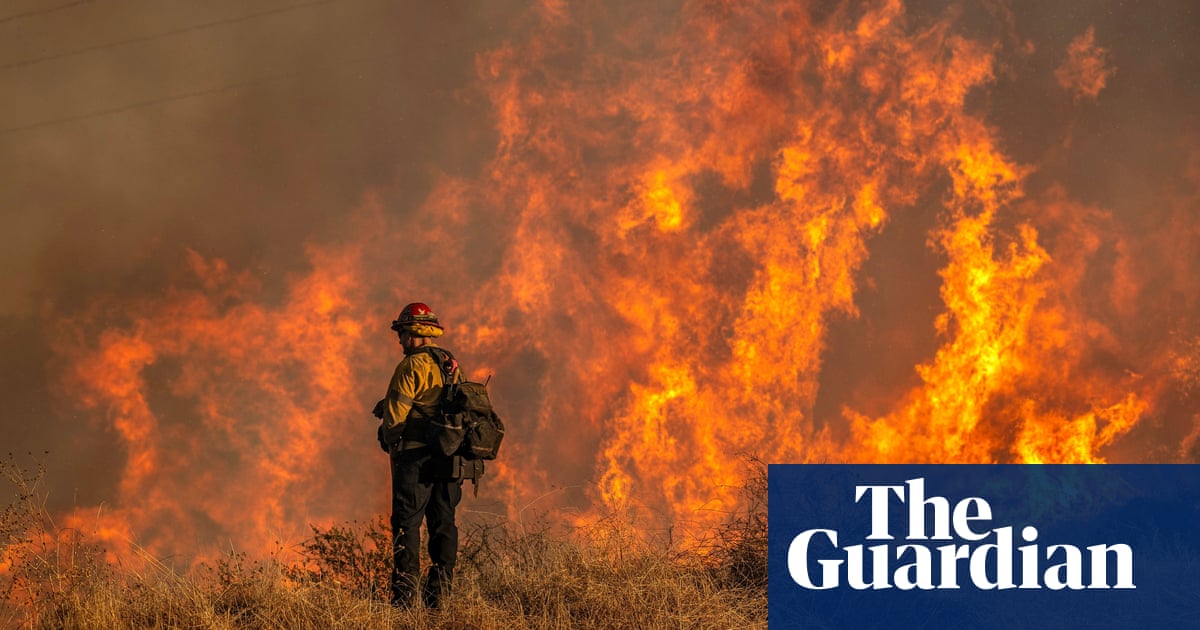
[1055,26,1114,100]
[2,0,1198,562]
[0,0,517,510]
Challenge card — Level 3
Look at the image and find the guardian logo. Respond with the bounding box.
[787,478,1134,591]
[767,465,1200,629]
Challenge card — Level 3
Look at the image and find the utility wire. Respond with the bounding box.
[0,32,476,138]
[0,73,295,136]
[0,0,480,138]
[0,0,94,26]
[0,0,338,71]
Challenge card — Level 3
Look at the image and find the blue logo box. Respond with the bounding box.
[768,465,1200,629]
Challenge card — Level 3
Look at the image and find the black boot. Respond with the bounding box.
[422,565,453,609]
[390,572,418,608]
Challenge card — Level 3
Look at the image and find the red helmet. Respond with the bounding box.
[391,302,443,331]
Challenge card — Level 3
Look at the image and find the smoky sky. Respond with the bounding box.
[2,0,1199,523]
[0,0,523,507]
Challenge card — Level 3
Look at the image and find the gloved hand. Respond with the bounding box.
[372,398,387,419]
[377,425,390,453]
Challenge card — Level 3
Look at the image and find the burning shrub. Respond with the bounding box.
[698,461,769,591]
[286,516,393,601]
[1,455,111,628]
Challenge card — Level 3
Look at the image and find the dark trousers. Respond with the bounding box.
[389,446,462,607]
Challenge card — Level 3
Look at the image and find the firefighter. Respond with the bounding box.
[373,302,464,609]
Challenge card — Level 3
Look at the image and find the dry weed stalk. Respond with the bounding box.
[1,455,766,629]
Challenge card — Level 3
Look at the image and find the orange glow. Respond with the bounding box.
[45,1,1187,562]
[1056,27,1116,101]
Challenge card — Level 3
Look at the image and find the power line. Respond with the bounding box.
[0,0,339,72]
[0,0,94,26]
[0,0,483,138]
[0,33,476,137]
[0,69,299,136]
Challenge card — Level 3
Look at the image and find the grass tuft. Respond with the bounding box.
[2,456,767,629]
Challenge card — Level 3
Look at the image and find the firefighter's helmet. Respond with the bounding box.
[391,302,443,332]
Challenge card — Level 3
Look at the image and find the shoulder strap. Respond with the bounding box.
[415,346,460,385]
[415,345,447,362]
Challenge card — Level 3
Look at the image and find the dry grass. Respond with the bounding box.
[1,456,766,630]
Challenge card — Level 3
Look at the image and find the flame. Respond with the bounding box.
[42,0,1196,561]
[1056,26,1116,101]
[51,213,387,559]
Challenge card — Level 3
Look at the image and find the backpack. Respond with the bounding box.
[417,347,506,462]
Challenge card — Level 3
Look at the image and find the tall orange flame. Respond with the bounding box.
[44,0,1195,561]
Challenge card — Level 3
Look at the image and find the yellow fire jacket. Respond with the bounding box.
[380,345,449,449]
